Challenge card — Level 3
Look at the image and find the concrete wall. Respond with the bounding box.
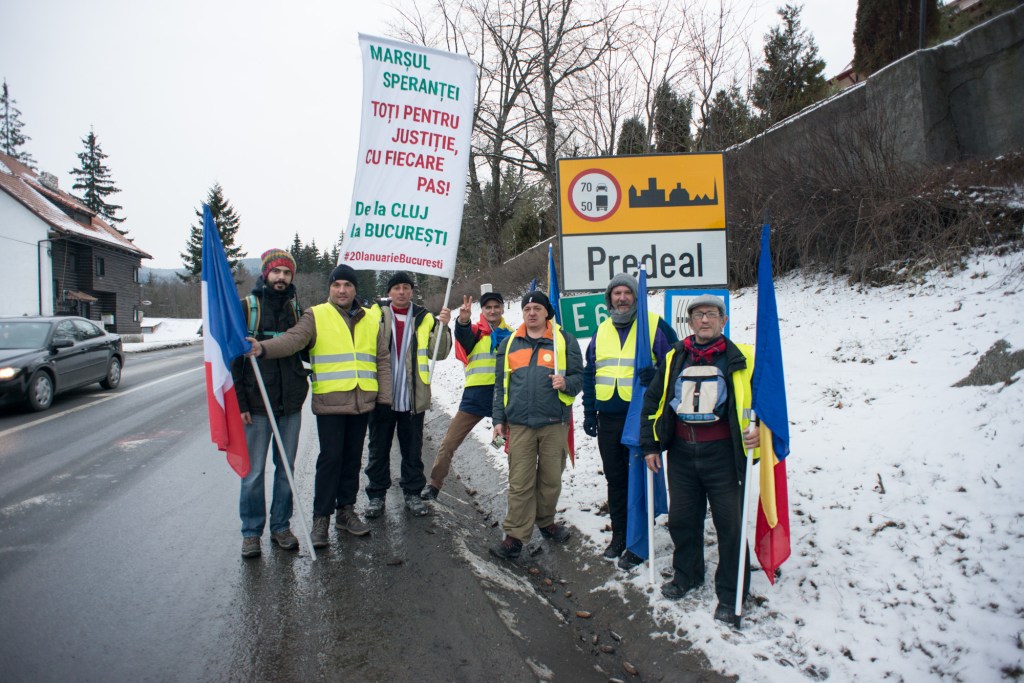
[0,191,53,317]
[738,5,1024,166]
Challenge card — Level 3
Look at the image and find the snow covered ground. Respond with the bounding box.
[426,249,1024,682]
[123,318,202,352]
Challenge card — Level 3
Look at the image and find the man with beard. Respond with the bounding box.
[247,263,391,550]
[582,273,676,569]
[421,291,511,501]
[233,249,310,557]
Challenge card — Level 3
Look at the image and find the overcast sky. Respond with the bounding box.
[2,0,857,269]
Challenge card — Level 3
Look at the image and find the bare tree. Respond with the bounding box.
[682,0,756,150]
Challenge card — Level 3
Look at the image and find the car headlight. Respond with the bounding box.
[0,367,23,381]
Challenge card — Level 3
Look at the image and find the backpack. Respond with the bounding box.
[244,294,301,338]
[670,364,727,423]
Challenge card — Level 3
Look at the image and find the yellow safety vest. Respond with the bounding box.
[648,342,756,450]
[464,320,510,387]
[503,322,575,406]
[309,303,381,394]
[594,313,661,402]
[412,312,435,385]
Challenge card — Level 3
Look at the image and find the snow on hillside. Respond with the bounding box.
[427,249,1024,682]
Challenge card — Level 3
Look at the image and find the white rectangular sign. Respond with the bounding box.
[561,230,728,290]
[341,35,477,279]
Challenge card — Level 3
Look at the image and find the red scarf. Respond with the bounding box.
[683,335,726,364]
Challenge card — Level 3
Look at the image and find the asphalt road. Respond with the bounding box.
[0,344,726,682]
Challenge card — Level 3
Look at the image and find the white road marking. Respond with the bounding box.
[0,366,202,440]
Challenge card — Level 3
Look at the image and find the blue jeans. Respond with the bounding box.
[239,412,302,537]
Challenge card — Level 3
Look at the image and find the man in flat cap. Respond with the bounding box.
[640,294,760,623]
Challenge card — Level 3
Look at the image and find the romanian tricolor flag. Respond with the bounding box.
[751,223,791,584]
[201,204,251,478]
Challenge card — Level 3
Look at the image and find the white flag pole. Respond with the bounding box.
[249,356,316,561]
[428,277,453,382]
[646,466,656,584]
[733,409,758,626]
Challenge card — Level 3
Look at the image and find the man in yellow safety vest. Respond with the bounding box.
[421,291,511,501]
[246,263,391,549]
[581,273,677,569]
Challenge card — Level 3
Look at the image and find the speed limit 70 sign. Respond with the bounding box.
[567,169,622,222]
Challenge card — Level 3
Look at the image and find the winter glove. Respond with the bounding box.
[638,366,656,388]
[583,412,599,437]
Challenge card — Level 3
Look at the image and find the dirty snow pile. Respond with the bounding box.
[427,249,1024,682]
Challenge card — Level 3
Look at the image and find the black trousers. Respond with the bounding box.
[596,413,630,535]
[365,406,426,499]
[312,412,370,518]
[665,437,750,604]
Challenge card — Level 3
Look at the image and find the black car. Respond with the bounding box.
[0,316,124,411]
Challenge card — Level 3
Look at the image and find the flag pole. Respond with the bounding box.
[733,409,757,627]
[248,356,317,561]
[428,277,453,382]
[646,466,656,584]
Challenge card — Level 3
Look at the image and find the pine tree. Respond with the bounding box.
[700,85,756,151]
[750,4,828,126]
[653,82,693,153]
[1,80,36,168]
[70,128,127,233]
[616,117,648,155]
[179,183,246,282]
[853,0,940,75]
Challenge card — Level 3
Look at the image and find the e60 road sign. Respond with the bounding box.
[558,293,608,339]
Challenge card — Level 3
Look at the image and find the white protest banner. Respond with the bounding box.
[342,34,477,279]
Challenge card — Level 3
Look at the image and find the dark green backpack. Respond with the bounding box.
[244,294,301,338]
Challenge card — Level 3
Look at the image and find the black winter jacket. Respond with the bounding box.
[230,281,310,416]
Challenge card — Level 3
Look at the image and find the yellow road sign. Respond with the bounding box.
[557,154,725,235]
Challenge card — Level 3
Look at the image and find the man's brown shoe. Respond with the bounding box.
[271,529,299,551]
[241,536,261,558]
[335,505,370,536]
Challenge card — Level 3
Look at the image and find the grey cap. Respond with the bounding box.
[686,294,726,316]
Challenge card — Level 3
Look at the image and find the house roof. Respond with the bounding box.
[0,152,151,259]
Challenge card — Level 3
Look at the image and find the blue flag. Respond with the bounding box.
[547,244,561,325]
[621,266,668,559]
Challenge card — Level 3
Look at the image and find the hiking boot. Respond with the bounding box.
[714,602,738,625]
[310,516,330,548]
[271,529,299,551]
[489,536,523,560]
[539,523,570,543]
[364,497,386,519]
[405,494,430,517]
[335,505,370,536]
[241,536,261,558]
[603,533,626,559]
[661,579,703,600]
[617,550,644,570]
[420,484,440,501]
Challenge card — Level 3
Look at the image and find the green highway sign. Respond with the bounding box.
[559,293,608,339]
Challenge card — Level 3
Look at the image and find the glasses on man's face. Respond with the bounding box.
[690,311,721,321]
